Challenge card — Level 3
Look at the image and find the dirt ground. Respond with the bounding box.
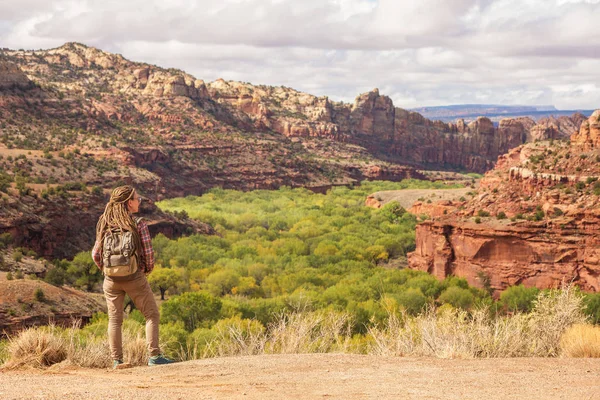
[1,353,600,400]
[369,188,472,209]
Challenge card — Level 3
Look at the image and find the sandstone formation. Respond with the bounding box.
[571,110,600,150]
[408,112,600,294]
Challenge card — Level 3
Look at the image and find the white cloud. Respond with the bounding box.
[0,0,598,110]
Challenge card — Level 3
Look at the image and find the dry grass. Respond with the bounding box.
[1,320,149,370]
[202,317,266,358]
[368,286,586,358]
[264,310,353,354]
[2,325,68,369]
[0,286,592,369]
[560,324,600,357]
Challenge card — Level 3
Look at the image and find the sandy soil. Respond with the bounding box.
[370,188,472,209]
[2,354,600,400]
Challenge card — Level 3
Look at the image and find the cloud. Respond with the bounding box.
[0,0,598,110]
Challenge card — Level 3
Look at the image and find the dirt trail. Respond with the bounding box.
[2,354,600,400]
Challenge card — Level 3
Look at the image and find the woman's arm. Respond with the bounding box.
[91,241,103,270]
[137,219,155,273]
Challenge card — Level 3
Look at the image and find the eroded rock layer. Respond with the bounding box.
[408,112,600,293]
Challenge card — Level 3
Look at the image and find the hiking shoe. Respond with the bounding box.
[113,360,132,370]
[148,354,175,366]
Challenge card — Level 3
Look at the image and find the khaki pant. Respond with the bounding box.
[103,271,161,360]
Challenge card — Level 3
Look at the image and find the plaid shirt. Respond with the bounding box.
[92,219,155,274]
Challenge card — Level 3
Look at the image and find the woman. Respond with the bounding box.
[92,185,174,368]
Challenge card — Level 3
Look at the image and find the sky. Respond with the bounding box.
[1,0,599,110]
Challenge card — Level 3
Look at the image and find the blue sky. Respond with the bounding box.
[1,0,599,110]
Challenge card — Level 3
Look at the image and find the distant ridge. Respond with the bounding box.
[410,104,594,122]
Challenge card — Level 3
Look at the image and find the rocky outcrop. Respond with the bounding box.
[408,113,600,294]
[408,218,600,293]
[571,110,600,149]
[0,58,33,90]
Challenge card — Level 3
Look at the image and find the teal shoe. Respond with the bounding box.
[113,359,124,369]
[148,354,175,366]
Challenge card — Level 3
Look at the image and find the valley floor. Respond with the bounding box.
[1,353,599,399]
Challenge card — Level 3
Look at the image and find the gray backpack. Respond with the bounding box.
[102,217,142,278]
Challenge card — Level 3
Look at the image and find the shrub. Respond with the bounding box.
[12,250,23,263]
[44,267,66,286]
[6,272,13,280]
[582,293,600,324]
[0,232,13,246]
[477,210,490,217]
[34,288,45,302]
[396,288,427,315]
[496,211,507,220]
[499,285,539,313]
[438,287,475,310]
[91,186,103,196]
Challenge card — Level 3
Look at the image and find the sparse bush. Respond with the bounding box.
[12,250,23,263]
[34,288,45,302]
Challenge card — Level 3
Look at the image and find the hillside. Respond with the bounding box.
[0,273,105,336]
[0,42,589,261]
[408,111,600,293]
[1,354,598,399]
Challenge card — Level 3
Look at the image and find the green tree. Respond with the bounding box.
[67,251,102,291]
[205,269,241,296]
[438,286,475,310]
[161,291,222,332]
[148,267,180,300]
[380,201,406,223]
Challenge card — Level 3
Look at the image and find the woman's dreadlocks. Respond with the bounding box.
[95,185,143,266]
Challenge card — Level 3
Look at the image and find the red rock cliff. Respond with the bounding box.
[408,112,600,293]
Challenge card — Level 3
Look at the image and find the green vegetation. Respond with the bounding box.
[151,181,485,336]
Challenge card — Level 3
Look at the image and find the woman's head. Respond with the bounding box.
[109,185,142,214]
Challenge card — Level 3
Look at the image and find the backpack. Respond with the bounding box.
[101,217,142,278]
